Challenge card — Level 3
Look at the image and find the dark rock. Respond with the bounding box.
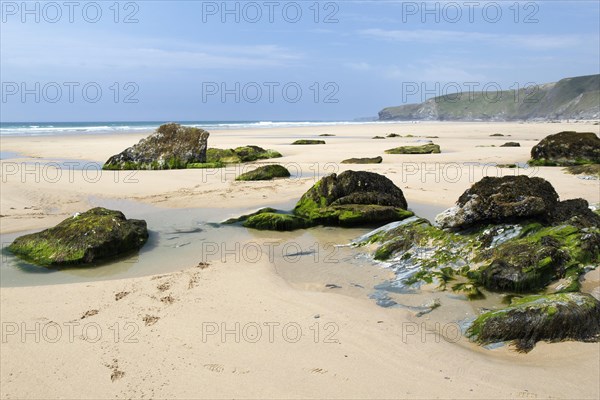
[103,123,209,170]
[549,198,600,227]
[387,133,401,138]
[294,171,412,226]
[8,208,148,267]
[436,176,559,229]
[236,165,291,181]
[385,144,441,154]
[372,136,385,139]
[500,142,520,147]
[341,156,383,164]
[467,293,600,352]
[490,133,504,137]
[319,134,335,137]
[530,131,600,166]
[292,140,326,145]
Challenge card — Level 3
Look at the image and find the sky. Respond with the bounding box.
[1,0,599,121]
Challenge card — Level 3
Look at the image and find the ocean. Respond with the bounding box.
[0,120,403,137]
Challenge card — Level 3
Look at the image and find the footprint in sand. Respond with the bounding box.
[81,309,99,319]
[160,295,176,305]
[310,368,328,374]
[232,368,250,375]
[105,359,126,382]
[115,291,130,301]
[156,282,171,292]
[204,364,225,373]
[143,315,160,326]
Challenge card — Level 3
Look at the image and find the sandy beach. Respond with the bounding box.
[1,121,599,399]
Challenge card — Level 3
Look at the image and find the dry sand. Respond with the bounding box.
[1,122,599,399]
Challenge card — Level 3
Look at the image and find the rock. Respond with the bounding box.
[207,146,282,164]
[563,164,600,178]
[500,142,520,147]
[530,131,600,166]
[387,133,401,138]
[243,212,308,231]
[467,293,600,352]
[319,134,335,137]
[294,171,412,226]
[372,136,385,139]
[490,133,504,137]
[385,144,441,154]
[236,165,291,181]
[8,208,148,267]
[475,225,595,293]
[341,156,383,164]
[292,140,326,145]
[222,208,277,224]
[206,148,241,164]
[231,171,413,231]
[187,162,225,169]
[548,198,600,227]
[103,123,209,170]
[436,176,559,229]
[234,146,282,162]
[358,217,599,295]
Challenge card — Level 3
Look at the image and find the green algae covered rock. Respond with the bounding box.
[475,224,600,293]
[294,171,412,226]
[187,162,225,169]
[236,165,291,181]
[357,210,599,296]
[530,131,600,166]
[222,208,278,225]
[8,208,148,267]
[233,146,282,162]
[341,156,383,164]
[467,292,600,352]
[225,171,413,231]
[385,143,441,154]
[103,123,209,170]
[243,212,308,231]
[292,140,326,145]
[207,146,282,164]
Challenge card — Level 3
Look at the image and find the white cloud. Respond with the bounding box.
[358,28,588,50]
[0,26,302,72]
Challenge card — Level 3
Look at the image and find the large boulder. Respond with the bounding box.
[530,131,600,166]
[103,123,209,170]
[436,176,560,229]
[436,176,600,229]
[8,208,148,267]
[294,171,412,226]
[227,171,413,230]
[467,293,600,352]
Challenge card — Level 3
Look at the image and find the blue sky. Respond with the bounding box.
[1,0,599,121]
